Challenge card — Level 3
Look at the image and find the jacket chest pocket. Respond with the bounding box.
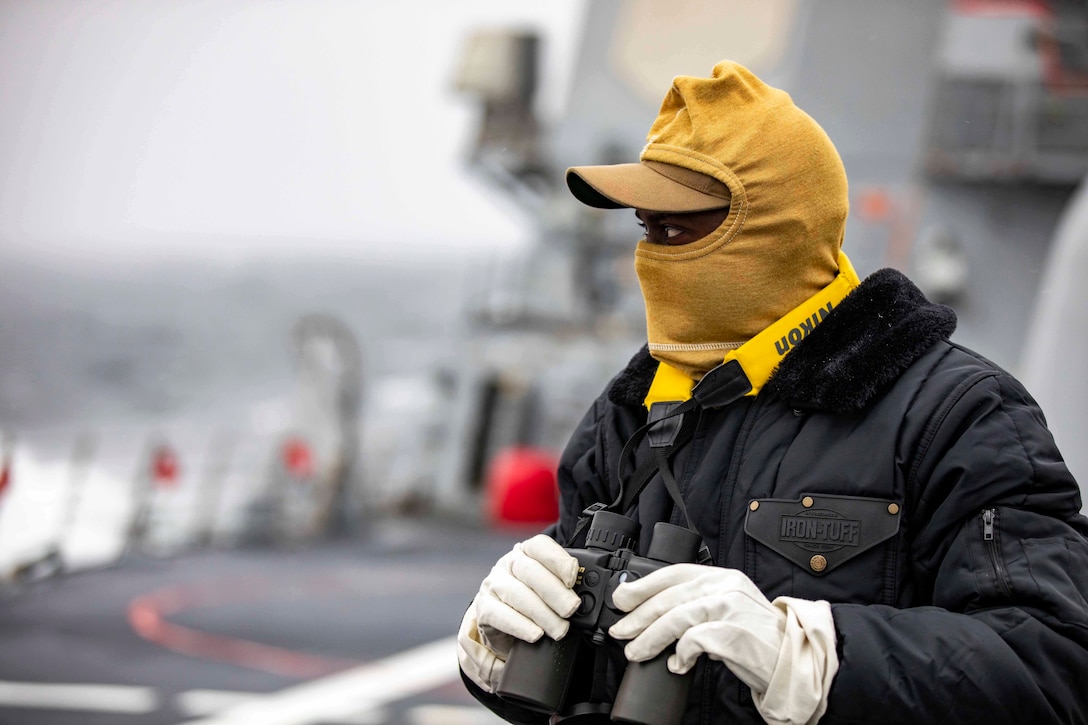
[743,493,902,602]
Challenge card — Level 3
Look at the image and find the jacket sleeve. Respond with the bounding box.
[823,366,1088,724]
[550,394,615,545]
[460,395,613,724]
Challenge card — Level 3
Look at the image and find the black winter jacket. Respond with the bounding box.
[466,269,1088,724]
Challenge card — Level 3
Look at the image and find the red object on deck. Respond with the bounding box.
[281,437,315,479]
[152,445,180,486]
[485,447,560,526]
[0,458,9,497]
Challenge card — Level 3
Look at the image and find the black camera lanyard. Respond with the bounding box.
[567,399,712,564]
[615,400,698,517]
[566,357,758,561]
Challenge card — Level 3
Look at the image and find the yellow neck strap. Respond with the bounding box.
[644,251,860,409]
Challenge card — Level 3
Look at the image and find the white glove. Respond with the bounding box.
[608,563,838,725]
[456,535,581,693]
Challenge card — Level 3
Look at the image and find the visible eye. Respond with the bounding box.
[664,226,683,239]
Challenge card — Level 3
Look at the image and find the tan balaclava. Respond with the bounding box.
[567,61,850,379]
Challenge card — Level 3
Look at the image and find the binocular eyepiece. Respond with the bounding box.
[495,510,702,725]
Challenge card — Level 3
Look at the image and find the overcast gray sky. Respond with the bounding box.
[0,0,584,267]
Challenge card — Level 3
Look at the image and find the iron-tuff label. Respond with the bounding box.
[780,510,860,551]
[744,493,901,576]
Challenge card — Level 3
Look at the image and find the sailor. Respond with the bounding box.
[457,60,1088,724]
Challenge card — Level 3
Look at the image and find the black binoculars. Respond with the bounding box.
[495,510,702,725]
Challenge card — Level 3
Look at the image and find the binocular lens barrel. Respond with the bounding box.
[585,511,641,552]
[610,646,692,725]
[646,522,701,564]
[494,634,581,713]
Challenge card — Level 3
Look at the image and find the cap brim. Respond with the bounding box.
[566,163,729,213]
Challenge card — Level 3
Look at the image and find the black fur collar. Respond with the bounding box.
[607,269,957,414]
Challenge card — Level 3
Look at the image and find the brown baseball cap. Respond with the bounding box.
[565,160,731,212]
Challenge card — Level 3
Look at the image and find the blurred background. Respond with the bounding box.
[0,0,1087,723]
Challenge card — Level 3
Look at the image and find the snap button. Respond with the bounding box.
[802,496,814,508]
[809,555,827,573]
[888,503,900,515]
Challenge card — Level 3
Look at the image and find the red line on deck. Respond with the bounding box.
[127,580,363,679]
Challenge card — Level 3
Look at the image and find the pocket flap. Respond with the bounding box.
[744,493,902,576]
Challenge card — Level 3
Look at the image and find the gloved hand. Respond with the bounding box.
[456,534,581,693]
[608,563,838,725]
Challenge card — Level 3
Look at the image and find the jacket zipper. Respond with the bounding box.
[982,509,1013,599]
